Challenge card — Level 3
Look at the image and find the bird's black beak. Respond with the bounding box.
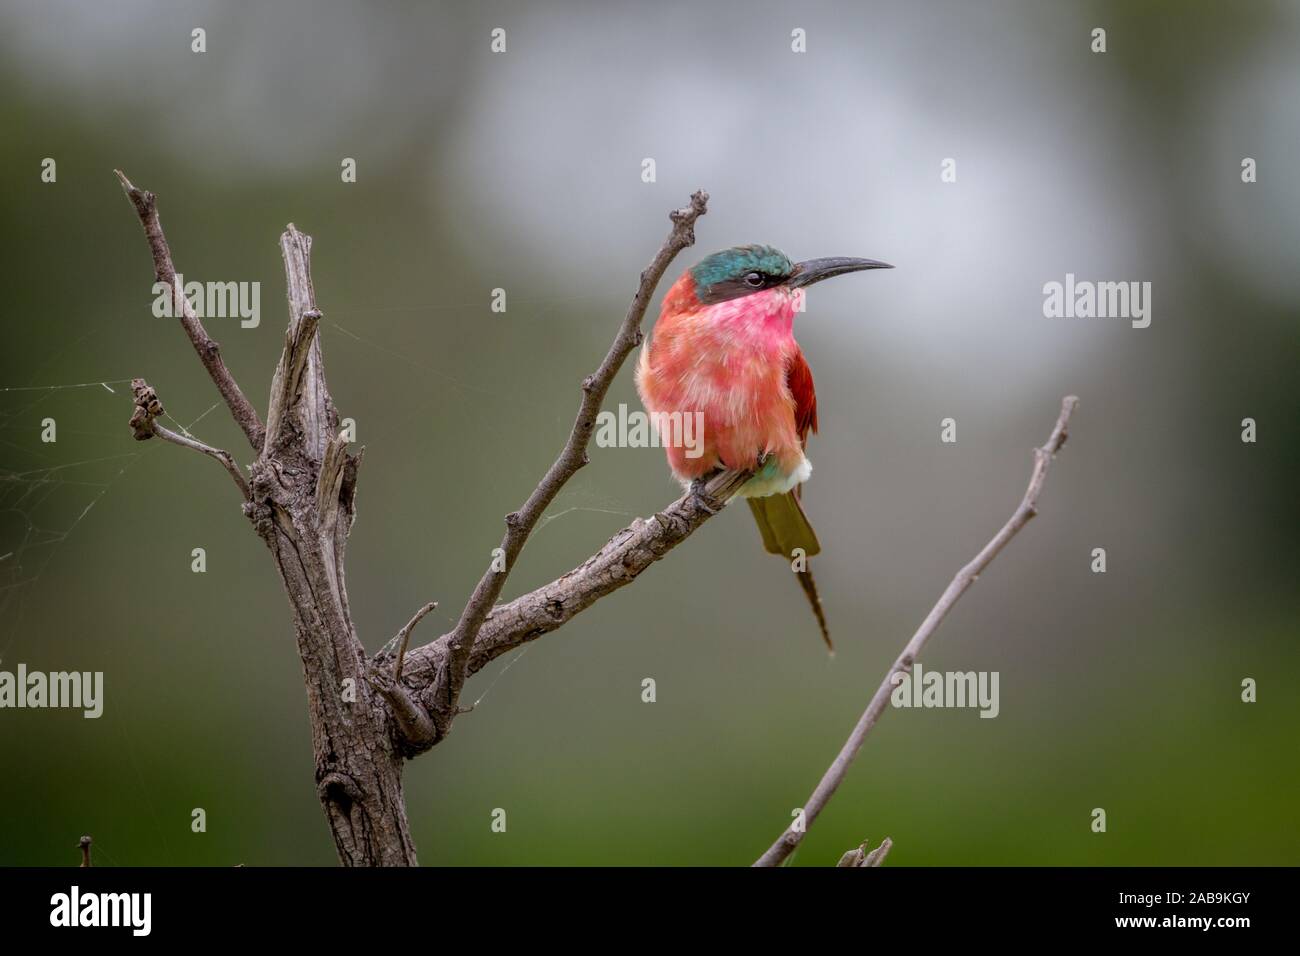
[787,256,893,289]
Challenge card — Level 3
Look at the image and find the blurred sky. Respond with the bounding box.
[1,0,1296,866]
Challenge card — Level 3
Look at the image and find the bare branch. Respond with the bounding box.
[401,469,749,689]
[128,378,250,499]
[152,424,252,500]
[753,395,1079,867]
[430,190,709,732]
[394,601,438,681]
[114,170,266,451]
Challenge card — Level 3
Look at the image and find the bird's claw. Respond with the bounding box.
[688,478,721,515]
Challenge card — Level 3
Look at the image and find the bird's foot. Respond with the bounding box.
[688,477,722,515]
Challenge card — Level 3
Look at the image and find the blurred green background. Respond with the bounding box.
[1,0,1296,866]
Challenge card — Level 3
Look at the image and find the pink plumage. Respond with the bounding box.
[636,273,815,493]
[634,244,890,650]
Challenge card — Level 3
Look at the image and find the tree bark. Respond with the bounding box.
[241,225,417,865]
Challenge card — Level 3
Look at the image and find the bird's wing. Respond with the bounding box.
[786,346,818,446]
[749,345,823,556]
[786,347,818,505]
[747,347,829,651]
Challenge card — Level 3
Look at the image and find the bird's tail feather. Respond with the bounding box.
[747,491,820,557]
[795,566,832,653]
[747,492,832,652]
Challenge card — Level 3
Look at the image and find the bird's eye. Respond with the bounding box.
[744,272,764,287]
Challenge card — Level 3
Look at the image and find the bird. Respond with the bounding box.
[635,244,891,651]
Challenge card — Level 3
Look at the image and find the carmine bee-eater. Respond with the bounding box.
[636,245,892,651]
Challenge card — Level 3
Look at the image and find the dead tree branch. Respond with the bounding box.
[393,601,438,681]
[420,190,709,737]
[398,468,750,691]
[120,172,412,865]
[128,378,250,499]
[115,170,266,451]
[753,395,1079,867]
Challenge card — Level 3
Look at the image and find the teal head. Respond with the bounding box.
[690,244,892,305]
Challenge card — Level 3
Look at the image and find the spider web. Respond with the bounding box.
[0,378,224,660]
[0,298,651,710]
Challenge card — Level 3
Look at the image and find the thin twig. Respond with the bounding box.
[127,378,250,499]
[151,424,251,499]
[394,601,438,681]
[430,190,709,733]
[114,170,265,451]
[753,395,1079,867]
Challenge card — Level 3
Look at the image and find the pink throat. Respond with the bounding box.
[701,287,799,343]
